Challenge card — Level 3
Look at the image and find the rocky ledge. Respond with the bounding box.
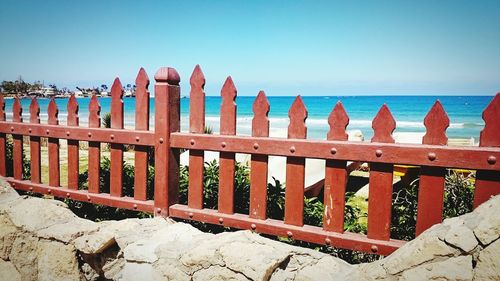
[0,179,498,281]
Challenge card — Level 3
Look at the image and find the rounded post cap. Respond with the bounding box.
[154,67,180,85]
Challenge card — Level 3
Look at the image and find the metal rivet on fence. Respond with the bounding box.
[110,134,115,140]
[325,238,331,245]
[10,126,14,132]
[428,152,436,161]
[371,245,378,253]
[46,129,50,135]
[488,156,496,165]
[88,132,92,137]
[330,148,337,155]
[156,208,161,214]
[190,139,195,145]
[218,217,224,224]
[375,149,383,157]
[251,223,256,230]
[221,142,226,148]
[47,189,51,194]
[28,128,32,133]
[135,137,140,142]
[188,212,194,218]
[159,138,164,144]
[287,231,293,238]
[66,193,70,198]
[253,143,259,150]
[290,146,296,153]
[133,204,137,209]
[66,131,70,136]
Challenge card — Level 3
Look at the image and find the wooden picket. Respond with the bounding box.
[188,65,206,209]
[415,101,449,235]
[67,95,79,189]
[323,101,349,233]
[134,68,150,200]
[473,94,500,208]
[88,95,101,193]
[47,98,60,187]
[284,96,308,227]
[218,77,237,214]
[29,98,41,184]
[249,91,270,220]
[110,78,124,197]
[367,104,396,241]
[12,97,23,180]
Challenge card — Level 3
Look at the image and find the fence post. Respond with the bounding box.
[154,67,180,216]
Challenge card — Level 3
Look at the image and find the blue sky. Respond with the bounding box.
[0,0,499,96]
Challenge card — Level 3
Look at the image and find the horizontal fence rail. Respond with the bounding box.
[0,64,499,256]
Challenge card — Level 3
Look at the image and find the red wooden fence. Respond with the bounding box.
[0,65,499,256]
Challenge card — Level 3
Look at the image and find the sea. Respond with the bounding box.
[3,96,494,142]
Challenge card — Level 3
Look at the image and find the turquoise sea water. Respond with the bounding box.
[4,96,493,141]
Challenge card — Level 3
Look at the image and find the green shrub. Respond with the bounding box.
[391,169,475,241]
[5,136,31,180]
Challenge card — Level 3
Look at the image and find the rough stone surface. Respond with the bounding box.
[400,255,473,281]
[444,219,478,253]
[36,240,80,281]
[473,238,500,281]
[1,179,498,281]
[471,196,500,246]
[0,258,21,281]
[0,214,18,260]
[74,229,115,254]
[8,232,39,281]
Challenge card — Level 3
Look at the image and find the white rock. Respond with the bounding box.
[0,259,21,281]
[473,238,500,281]
[36,240,80,281]
[74,229,115,254]
[295,256,361,281]
[444,220,478,253]
[472,196,500,246]
[8,232,39,281]
[121,262,154,281]
[219,240,290,281]
[400,255,473,281]
[191,265,250,281]
[37,218,99,243]
[0,214,18,260]
[380,235,459,275]
[5,197,77,233]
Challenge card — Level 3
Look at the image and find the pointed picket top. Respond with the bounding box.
[136,67,150,89]
[371,104,395,143]
[220,76,237,135]
[0,95,5,121]
[135,68,150,131]
[327,101,349,141]
[111,77,124,100]
[189,65,206,133]
[66,94,79,126]
[47,98,59,125]
[190,64,205,89]
[89,94,101,128]
[479,93,500,147]
[12,97,22,122]
[29,98,40,124]
[422,100,449,145]
[288,95,308,139]
[111,77,124,129]
[252,91,270,137]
